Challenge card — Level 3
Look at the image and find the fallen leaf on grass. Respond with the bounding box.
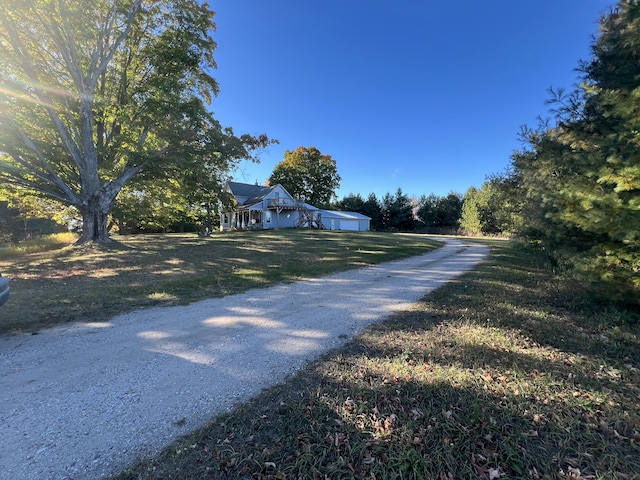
[560,466,597,479]
[533,413,546,425]
[613,429,628,441]
[606,368,622,379]
[410,408,424,419]
[384,414,397,431]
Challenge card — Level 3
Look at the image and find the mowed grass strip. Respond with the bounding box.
[0,230,440,334]
[112,239,640,480]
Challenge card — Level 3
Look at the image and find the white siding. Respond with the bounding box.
[340,220,359,231]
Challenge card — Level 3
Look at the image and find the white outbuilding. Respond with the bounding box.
[318,210,371,231]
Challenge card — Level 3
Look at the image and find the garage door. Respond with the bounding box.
[340,220,359,231]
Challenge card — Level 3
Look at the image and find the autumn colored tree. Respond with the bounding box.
[268,146,341,207]
[0,0,272,244]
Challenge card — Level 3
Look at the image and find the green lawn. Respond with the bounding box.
[0,230,439,334]
[111,238,640,480]
[3,232,638,478]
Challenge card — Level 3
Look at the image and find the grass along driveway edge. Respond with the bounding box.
[0,230,440,335]
[112,239,640,480]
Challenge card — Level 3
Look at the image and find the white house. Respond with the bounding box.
[220,181,370,231]
[220,182,319,230]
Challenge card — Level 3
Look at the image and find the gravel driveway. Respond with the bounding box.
[0,238,487,480]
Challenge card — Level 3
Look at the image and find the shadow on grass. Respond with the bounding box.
[113,336,639,479]
[0,231,440,334]
[112,240,640,480]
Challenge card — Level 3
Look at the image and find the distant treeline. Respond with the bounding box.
[331,189,463,235]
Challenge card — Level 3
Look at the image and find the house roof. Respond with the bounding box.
[319,210,371,220]
[227,181,307,209]
[227,183,365,219]
[227,181,272,203]
[227,181,285,208]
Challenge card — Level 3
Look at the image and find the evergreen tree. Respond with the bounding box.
[381,188,414,231]
[513,0,640,304]
[363,193,383,231]
[460,187,484,235]
[417,192,462,232]
[334,193,366,212]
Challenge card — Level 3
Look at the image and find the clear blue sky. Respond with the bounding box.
[210,0,613,200]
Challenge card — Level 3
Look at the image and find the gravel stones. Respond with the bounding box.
[0,238,487,480]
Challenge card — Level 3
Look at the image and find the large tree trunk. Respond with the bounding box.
[74,166,141,244]
[76,194,114,244]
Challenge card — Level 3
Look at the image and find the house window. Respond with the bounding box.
[223,214,229,224]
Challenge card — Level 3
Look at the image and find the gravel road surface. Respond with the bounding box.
[0,238,487,480]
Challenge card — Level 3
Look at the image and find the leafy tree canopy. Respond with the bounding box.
[460,171,522,236]
[268,146,341,207]
[0,0,273,244]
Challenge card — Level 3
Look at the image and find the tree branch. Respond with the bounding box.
[1,114,80,203]
[0,11,84,170]
[0,167,77,205]
[93,0,143,87]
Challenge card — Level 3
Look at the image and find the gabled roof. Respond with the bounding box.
[319,210,371,220]
[228,181,292,208]
[227,181,272,203]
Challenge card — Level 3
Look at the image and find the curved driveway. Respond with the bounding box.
[0,238,487,480]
